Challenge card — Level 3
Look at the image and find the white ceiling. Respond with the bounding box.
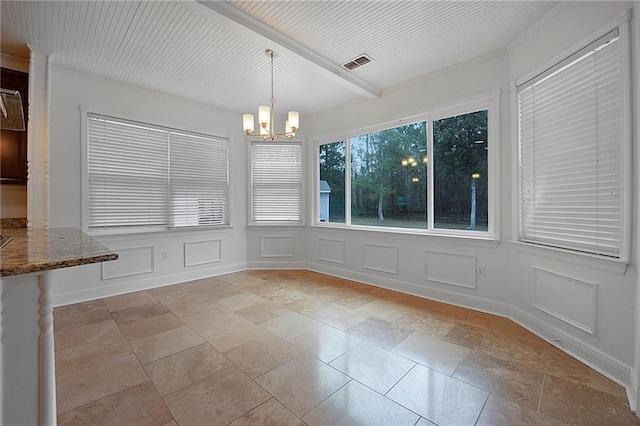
[1,1,559,118]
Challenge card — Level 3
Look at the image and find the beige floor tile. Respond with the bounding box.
[223,334,301,378]
[181,304,242,333]
[313,304,371,331]
[330,342,415,394]
[111,302,171,324]
[218,292,268,311]
[262,287,309,305]
[387,364,489,426]
[54,300,113,333]
[538,345,592,386]
[415,418,437,426]
[103,291,157,312]
[54,319,121,352]
[303,380,419,426]
[118,312,185,342]
[392,332,470,375]
[55,334,132,375]
[356,299,412,322]
[56,354,148,415]
[590,369,627,399]
[289,324,362,363]
[162,421,178,426]
[539,375,640,425]
[235,301,293,324]
[155,291,220,318]
[228,398,305,426]
[346,317,413,350]
[256,354,350,417]
[164,366,270,426]
[452,350,544,410]
[144,343,232,395]
[260,312,322,340]
[486,316,545,343]
[443,324,514,360]
[219,272,267,286]
[57,381,172,426]
[476,394,565,426]
[243,281,288,298]
[394,310,455,338]
[199,318,272,353]
[130,326,204,364]
[437,305,495,329]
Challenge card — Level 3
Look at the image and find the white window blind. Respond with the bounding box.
[170,132,229,227]
[250,141,303,224]
[87,113,229,231]
[518,28,623,258]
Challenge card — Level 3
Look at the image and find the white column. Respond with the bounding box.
[26,44,53,230]
[37,272,56,426]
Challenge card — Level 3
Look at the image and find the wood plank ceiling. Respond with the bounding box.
[1,1,559,117]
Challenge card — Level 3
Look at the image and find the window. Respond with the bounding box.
[316,92,496,237]
[86,113,229,232]
[250,141,303,225]
[517,25,629,259]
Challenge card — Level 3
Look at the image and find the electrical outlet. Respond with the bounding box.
[162,251,168,260]
[477,266,485,277]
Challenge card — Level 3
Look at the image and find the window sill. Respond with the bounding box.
[88,225,234,240]
[248,223,305,229]
[509,240,628,275]
[309,223,500,248]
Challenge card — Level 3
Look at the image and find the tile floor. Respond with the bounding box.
[54,270,639,425]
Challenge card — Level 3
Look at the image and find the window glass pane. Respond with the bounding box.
[350,122,427,229]
[319,141,345,223]
[433,110,488,231]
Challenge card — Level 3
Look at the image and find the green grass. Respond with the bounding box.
[327,216,488,232]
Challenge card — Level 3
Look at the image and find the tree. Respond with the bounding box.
[433,110,488,229]
[350,123,426,222]
[319,141,346,221]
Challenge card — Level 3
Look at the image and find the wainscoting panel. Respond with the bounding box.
[362,244,399,274]
[102,246,154,280]
[425,251,477,289]
[260,236,295,258]
[184,239,222,267]
[532,267,598,335]
[317,238,345,264]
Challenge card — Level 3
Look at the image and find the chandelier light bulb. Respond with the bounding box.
[243,114,255,134]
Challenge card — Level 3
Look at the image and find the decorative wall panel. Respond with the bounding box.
[362,244,398,274]
[317,238,345,264]
[260,235,294,258]
[425,251,477,289]
[184,239,222,267]
[102,246,154,280]
[532,267,598,335]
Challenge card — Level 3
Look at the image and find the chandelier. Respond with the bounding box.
[243,49,299,140]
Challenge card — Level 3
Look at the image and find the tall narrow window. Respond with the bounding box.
[518,27,626,258]
[319,141,346,223]
[86,113,229,232]
[433,111,488,231]
[250,141,303,224]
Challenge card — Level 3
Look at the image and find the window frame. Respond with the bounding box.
[513,14,632,264]
[81,106,231,236]
[248,138,305,227]
[312,90,500,240]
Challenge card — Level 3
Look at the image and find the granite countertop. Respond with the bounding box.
[0,227,118,277]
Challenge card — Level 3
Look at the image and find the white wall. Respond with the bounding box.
[48,67,249,305]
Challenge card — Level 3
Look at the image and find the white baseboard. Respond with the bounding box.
[247,260,310,270]
[52,261,248,307]
[628,367,638,413]
[308,262,511,317]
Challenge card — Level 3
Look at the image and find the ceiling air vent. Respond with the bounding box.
[342,54,372,71]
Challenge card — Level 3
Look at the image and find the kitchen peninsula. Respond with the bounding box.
[0,225,117,425]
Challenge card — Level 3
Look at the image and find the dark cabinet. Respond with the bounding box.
[1,68,28,184]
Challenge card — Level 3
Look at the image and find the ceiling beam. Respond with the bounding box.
[190,0,381,100]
